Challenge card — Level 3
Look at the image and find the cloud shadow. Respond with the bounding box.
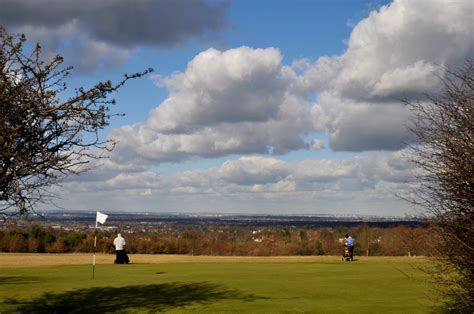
[4,281,266,312]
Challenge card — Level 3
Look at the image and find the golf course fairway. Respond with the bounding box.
[0,254,442,313]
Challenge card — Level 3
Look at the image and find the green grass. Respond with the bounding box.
[0,256,441,313]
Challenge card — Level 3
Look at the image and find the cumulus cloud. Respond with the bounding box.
[304,0,472,100]
[56,151,418,213]
[110,47,313,164]
[0,0,229,71]
[302,0,474,151]
[108,0,473,164]
[311,92,415,151]
[63,157,147,183]
[218,156,290,185]
[149,47,285,133]
[174,151,419,199]
[183,153,408,192]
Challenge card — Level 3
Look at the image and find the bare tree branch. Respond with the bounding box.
[0,27,152,217]
[406,60,473,312]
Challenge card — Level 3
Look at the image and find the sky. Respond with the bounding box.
[1,0,473,216]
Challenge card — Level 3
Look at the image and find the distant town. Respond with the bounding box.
[11,211,426,231]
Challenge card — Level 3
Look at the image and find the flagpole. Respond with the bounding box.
[93,211,108,279]
[92,220,97,279]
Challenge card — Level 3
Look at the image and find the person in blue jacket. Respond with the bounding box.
[345,234,354,261]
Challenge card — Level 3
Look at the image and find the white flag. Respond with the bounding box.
[96,211,108,224]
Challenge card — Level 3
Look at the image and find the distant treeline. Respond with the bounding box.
[0,224,430,256]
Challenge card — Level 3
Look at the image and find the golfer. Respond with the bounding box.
[345,234,354,261]
[113,233,129,264]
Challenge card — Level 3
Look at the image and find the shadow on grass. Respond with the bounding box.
[0,276,44,285]
[4,282,266,313]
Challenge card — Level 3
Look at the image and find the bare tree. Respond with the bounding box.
[0,28,152,217]
[407,60,473,312]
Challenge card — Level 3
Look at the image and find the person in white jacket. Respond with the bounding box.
[113,233,129,264]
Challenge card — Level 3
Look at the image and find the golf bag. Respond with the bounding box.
[115,250,130,264]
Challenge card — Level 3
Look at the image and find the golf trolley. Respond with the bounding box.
[342,245,352,262]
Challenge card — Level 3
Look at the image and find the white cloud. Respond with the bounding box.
[64,151,417,196]
[311,92,414,151]
[218,156,290,185]
[110,47,313,164]
[370,61,442,99]
[330,0,471,101]
[52,151,419,214]
[303,0,474,151]
[149,47,285,133]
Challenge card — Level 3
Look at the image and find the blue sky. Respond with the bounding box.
[2,0,472,216]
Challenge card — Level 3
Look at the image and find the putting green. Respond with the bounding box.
[0,254,441,313]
